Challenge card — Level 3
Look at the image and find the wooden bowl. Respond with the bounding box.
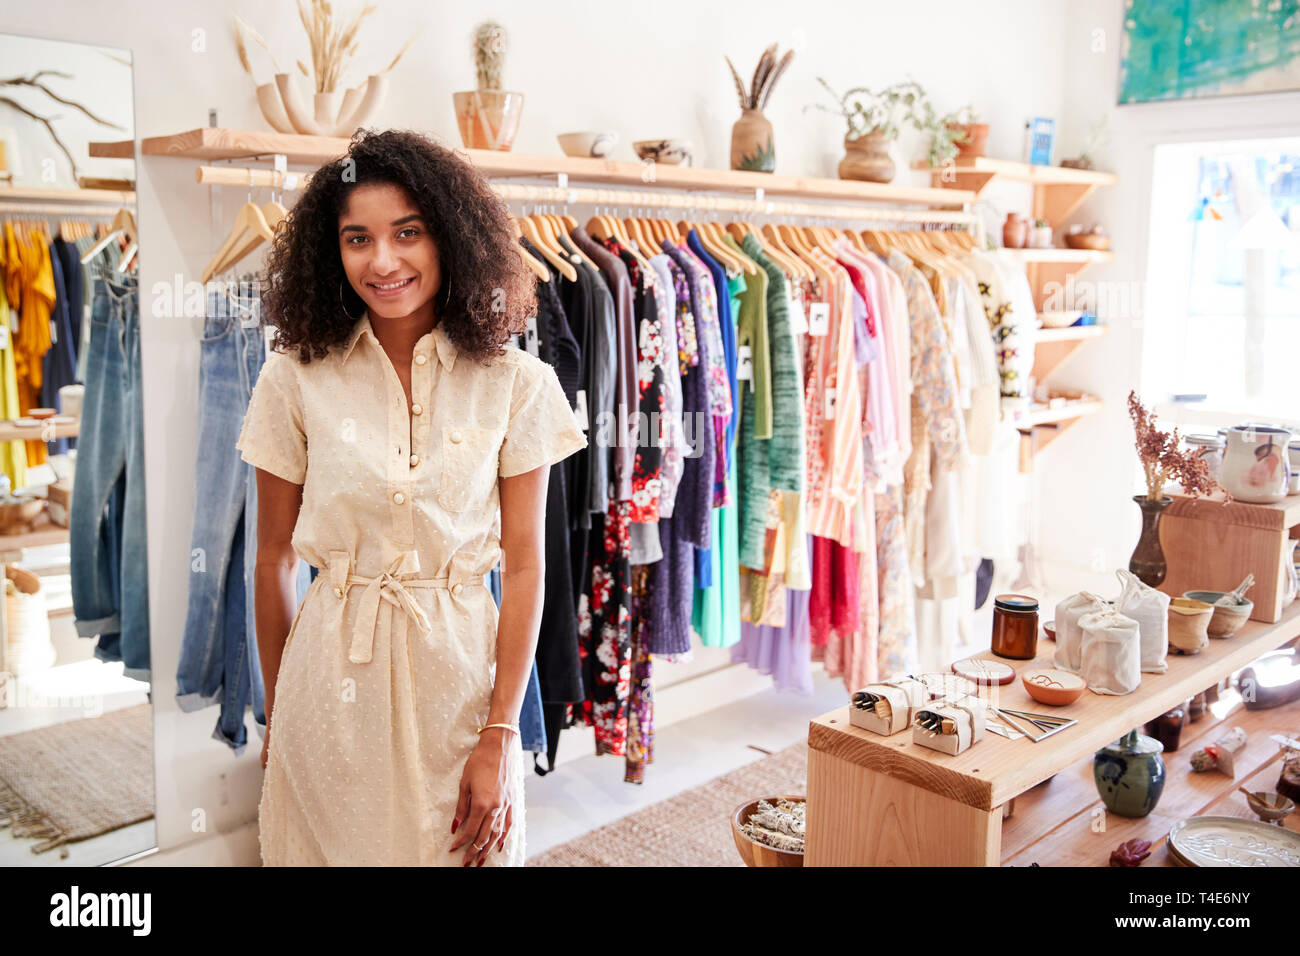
[1242,790,1295,824]
[1183,590,1253,638]
[1021,668,1085,706]
[1064,232,1111,251]
[1043,621,1057,642]
[730,795,805,867]
[25,407,56,420]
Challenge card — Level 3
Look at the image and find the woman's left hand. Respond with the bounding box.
[450,729,513,866]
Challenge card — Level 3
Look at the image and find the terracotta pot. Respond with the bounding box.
[838,131,894,183]
[1168,598,1213,655]
[453,90,524,151]
[1129,495,1172,588]
[1002,213,1028,249]
[949,122,989,158]
[731,108,775,173]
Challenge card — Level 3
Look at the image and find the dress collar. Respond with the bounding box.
[339,314,458,372]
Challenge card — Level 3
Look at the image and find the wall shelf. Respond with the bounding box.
[0,185,135,205]
[1013,398,1105,473]
[912,155,1116,228]
[94,127,975,208]
[1034,322,1106,342]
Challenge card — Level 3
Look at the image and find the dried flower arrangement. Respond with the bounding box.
[740,798,805,853]
[725,44,795,112]
[1127,390,1224,502]
[473,21,507,91]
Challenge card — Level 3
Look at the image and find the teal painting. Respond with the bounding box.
[1120,0,1300,104]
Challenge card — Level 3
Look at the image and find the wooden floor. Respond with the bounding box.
[1002,688,1299,866]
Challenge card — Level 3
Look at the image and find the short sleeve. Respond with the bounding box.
[236,350,308,485]
[498,355,588,478]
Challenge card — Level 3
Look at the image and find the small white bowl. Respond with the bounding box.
[557,131,618,158]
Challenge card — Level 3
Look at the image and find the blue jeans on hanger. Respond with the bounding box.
[487,566,547,755]
[70,275,150,681]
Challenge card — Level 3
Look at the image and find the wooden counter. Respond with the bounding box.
[804,601,1300,866]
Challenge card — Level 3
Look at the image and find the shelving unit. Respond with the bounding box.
[804,601,1300,866]
[97,128,975,209]
[912,155,1117,227]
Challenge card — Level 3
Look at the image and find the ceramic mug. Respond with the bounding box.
[1220,424,1291,503]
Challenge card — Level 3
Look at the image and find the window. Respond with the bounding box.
[1144,137,1300,425]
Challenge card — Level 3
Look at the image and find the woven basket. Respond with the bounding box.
[4,565,53,676]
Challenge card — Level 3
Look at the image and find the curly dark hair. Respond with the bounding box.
[262,127,535,364]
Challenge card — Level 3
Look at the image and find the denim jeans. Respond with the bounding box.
[70,275,150,681]
[487,567,546,755]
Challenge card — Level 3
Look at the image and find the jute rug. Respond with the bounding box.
[528,741,808,867]
[0,703,154,856]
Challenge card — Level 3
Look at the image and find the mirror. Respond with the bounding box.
[0,32,150,865]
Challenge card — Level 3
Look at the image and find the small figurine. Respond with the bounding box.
[1109,838,1152,867]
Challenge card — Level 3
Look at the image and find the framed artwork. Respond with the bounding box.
[1119,0,1300,104]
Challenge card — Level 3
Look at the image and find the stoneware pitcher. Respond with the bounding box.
[1220,424,1291,503]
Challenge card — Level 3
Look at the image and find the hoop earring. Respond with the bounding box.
[339,280,364,321]
[442,275,452,311]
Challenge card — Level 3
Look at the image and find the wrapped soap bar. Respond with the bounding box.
[850,678,927,736]
[1055,591,1109,674]
[911,694,988,755]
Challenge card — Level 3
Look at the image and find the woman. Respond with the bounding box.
[235,129,587,866]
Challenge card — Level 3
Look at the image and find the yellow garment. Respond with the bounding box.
[13,228,53,467]
[0,282,27,491]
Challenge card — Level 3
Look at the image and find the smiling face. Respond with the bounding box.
[338,182,442,323]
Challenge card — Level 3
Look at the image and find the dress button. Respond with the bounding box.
[409,453,420,467]
[452,583,464,595]
[450,430,462,443]
[392,491,405,505]
[334,586,344,598]
[415,353,428,366]
[412,403,423,416]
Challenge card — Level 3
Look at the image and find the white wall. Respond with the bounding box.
[1035,0,1300,594]
[0,0,1074,863]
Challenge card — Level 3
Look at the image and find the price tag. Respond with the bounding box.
[737,345,753,387]
[809,303,830,337]
[788,293,808,334]
[523,314,539,357]
[824,387,837,420]
[575,389,589,431]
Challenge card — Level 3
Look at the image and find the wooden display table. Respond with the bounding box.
[805,601,1300,866]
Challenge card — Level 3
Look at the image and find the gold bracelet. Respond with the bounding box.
[477,722,520,736]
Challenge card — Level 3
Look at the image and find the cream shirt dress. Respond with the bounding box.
[235,314,587,866]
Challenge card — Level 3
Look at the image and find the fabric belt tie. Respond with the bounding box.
[326,549,483,665]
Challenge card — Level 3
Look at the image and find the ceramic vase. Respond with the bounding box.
[1094,729,1166,818]
[453,90,524,151]
[1129,495,1172,588]
[731,108,775,172]
[1002,213,1027,249]
[838,131,894,183]
[949,122,989,159]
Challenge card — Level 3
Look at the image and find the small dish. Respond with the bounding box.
[25,408,56,420]
[1043,621,1057,641]
[730,795,805,867]
[951,657,1016,686]
[557,131,618,159]
[1021,668,1085,706]
[1182,590,1253,638]
[1241,789,1296,825]
[633,138,693,166]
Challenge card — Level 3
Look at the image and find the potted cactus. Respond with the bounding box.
[453,21,523,151]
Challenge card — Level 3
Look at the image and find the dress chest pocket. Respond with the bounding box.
[437,425,504,512]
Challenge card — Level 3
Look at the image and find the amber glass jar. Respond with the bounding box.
[991,593,1040,660]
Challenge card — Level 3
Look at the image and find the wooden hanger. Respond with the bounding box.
[201,201,273,283]
[518,215,577,281]
[761,224,811,279]
[510,218,550,282]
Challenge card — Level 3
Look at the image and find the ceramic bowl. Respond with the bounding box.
[1043,621,1057,642]
[1168,597,1214,654]
[633,138,693,166]
[556,131,618,158]
[1183,590,1253,638]
[1022,668,1086,706]
[26,407,56,420]
[730,795,805,867]
[1242,790,1296,824]
[1064,232,1111,251]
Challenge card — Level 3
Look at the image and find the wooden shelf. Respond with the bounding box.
[1012,398,1104,429]
[1034,323,1106,343]
[0,186,135,205]
[804,600,1300,865]
[0,511,68,558]
[99,127,974,208]
[0,418,79,442]
[999,248,1114,265]
[913,155,1116,228]
[87,139,136,160]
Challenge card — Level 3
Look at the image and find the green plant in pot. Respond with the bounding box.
[726,43,794,173]
[807,78,931,183]
[1127,391,1224,588]
[453,21,523,151]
